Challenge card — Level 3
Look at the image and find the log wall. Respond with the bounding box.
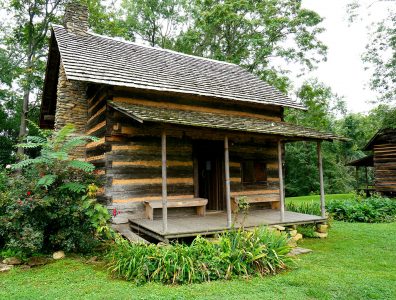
[374,143,396,194]
[229,142,280,203]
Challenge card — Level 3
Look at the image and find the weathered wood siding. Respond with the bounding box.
[229,141,280,203]
[374,143,396,194]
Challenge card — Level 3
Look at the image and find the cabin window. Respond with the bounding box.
[242,160,267,184]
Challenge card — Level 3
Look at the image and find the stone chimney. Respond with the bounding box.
[63,2,89,35]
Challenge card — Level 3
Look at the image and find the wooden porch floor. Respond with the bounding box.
[129,209,326,241]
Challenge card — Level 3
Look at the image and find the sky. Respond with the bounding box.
[300,0,392,113]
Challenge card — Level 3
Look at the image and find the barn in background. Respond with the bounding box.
[348,128,396,197]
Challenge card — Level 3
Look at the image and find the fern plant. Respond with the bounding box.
[12,123,98,193]
[0,123,111,256]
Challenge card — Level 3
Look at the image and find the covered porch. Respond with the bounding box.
[109,101,345,240]
[346,155,374,197]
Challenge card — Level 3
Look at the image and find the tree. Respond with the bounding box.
[2,0,66,157]
[0,0,109,161]
[348,0,396,103]
[174,0,327,92]
[115,0,327,92]
[284,80,352,196]
[120,0,187,48]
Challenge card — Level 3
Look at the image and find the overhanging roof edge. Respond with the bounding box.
[108,101,347,142]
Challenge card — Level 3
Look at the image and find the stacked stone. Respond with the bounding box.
[63,2,89,36]
[53,1,90,159]
[54,65,88,158]
[314,224,329,238]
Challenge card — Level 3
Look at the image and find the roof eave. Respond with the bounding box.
[65,74,307,111]
[108,101,345,142]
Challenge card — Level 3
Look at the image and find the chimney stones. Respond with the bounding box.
[63,2,89,35]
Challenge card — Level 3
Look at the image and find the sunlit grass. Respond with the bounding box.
[286,193,354,205]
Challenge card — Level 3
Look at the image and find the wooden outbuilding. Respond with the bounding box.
[348,128,396,197]
[39,3,345,241]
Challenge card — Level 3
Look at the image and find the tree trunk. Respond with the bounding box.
[17,55,32,157]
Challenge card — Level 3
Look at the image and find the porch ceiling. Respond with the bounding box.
[109,101,347,141]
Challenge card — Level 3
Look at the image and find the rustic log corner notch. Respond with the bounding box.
[39,3,347,241]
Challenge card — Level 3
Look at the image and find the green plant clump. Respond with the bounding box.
[0,124,111,256]
[106,227,294,285]
[327,195,396,223]
[286,200,321,216]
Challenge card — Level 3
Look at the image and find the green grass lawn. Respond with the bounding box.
[1,221,395,300]
[286,193,354,205]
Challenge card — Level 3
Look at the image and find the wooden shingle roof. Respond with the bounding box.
[363,128,396,151]
[52,24,305,110]
[108,101,346,141]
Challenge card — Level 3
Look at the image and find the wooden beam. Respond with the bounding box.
[317,142,326,218]
[277,140,285,222]
[161,129,168,233]
[224,136,232,228]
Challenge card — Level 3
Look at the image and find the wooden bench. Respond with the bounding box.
[231,195,280,213]
[144,198,208,220]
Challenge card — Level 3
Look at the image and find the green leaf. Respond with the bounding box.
[67,160,95,173]
[37,174,57,188]
[60,182,86,194]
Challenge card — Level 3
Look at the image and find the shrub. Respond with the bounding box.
[286,200,321,216]
[295,224,317,238]
[327,195,396,223]
[0,124,111,256]
[106,227,294,285]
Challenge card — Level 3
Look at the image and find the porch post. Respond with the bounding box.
[317,141,326,218]
[161,129,168,233]
[224,136,232,228]
[277,140,285,222]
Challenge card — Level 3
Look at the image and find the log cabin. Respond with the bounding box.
[39,3,345,241]
[348,128,396,197]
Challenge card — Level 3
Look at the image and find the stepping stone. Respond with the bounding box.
[0,263,13,272]
[2,257,22,265]
[27,257,48,267]
[287,247,313,256]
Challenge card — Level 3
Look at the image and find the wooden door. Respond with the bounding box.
[194,141,225,211]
